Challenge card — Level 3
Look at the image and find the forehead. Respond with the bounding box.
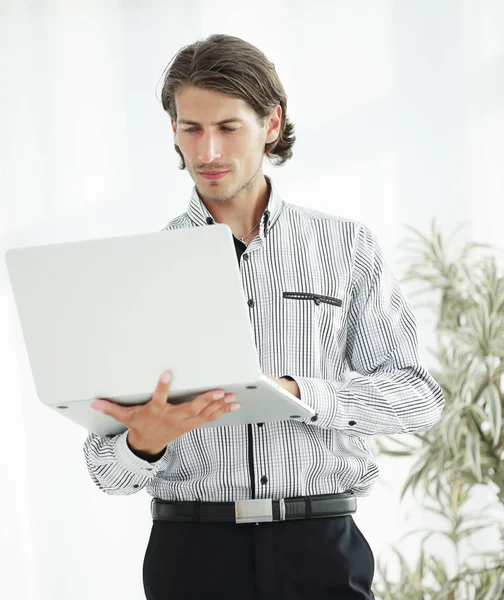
[175,86,256,123]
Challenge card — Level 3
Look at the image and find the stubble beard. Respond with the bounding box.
[197,161,264,205]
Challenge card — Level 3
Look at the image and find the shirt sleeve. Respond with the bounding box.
[83,430,167,495]
[284,224,444,437]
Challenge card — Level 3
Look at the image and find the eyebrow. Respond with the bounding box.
[178,118,244,126]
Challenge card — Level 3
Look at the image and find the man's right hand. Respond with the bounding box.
[90,371,240,455]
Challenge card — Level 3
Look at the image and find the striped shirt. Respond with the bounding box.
[83,175,444,501]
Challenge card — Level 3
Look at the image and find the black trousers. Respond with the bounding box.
[143,515,375,599]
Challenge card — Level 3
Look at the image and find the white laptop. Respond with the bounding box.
[4,224,315,436]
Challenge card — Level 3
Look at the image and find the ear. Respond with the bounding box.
[265,105,282,144]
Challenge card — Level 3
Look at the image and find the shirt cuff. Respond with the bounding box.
[283,375,341,429]
[114,430,167,474]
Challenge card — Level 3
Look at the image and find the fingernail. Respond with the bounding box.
[161,372,171,383]
[230,403,240,411]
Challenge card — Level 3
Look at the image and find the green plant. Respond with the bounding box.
[371,220,504,600]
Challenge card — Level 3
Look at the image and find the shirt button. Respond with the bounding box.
[260,476,268,485]
[314,298,321,305]
[243,254,249,261]
[311,415,318,422]
[133,484,139,489]
[247,299,255,308]
[349,420,356,426]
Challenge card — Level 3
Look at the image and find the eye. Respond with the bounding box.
[182,127,237,133]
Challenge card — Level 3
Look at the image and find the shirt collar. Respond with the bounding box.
[186,174,284,238]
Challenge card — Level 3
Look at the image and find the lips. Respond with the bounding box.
[199,171,229,181]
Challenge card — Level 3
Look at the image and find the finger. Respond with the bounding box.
[91,399,133,426]
[199,393,237,420]
[188,398,240,429]
[180,388,226,419]
[150,371,173,409]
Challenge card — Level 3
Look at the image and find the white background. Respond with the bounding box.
[1,1,503,598]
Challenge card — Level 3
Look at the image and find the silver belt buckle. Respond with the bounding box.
[235,499,273,524]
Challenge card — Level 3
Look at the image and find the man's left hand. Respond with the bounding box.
[265,374,301,399]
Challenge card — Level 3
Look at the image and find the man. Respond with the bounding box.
[85,34,444,599]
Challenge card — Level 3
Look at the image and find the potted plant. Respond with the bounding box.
[371,221,504,599]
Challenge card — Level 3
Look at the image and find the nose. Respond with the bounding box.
[197,131,223,164]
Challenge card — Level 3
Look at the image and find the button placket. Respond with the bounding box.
[256,425,266,489]
[253,418,270,494]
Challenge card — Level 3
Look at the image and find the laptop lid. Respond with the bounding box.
[5,225,262,413]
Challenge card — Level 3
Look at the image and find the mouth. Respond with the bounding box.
[199,171,229,181]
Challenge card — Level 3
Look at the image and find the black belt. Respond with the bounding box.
[151,493,357,524]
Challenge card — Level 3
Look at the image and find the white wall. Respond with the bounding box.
[1,1,503,598]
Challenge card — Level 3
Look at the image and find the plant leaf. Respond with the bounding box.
[485,384,503,447]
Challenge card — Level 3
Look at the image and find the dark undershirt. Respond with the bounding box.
[127,236,247,463]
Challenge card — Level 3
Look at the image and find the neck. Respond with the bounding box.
[200,172,270,239]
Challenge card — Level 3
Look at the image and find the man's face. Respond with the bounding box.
[171,86,277,203]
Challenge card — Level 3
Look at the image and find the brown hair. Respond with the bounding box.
[160,34,296,170]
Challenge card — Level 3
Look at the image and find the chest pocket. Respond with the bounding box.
[281,290,344,357]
